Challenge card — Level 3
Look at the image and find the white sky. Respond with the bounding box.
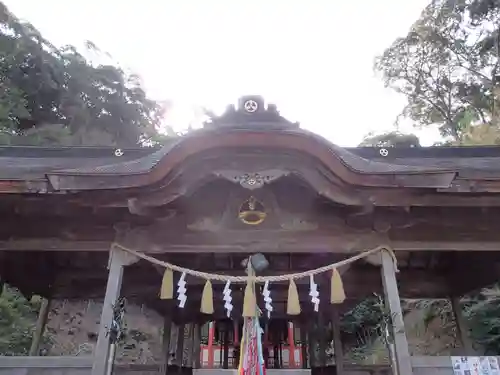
[5,0,441,146]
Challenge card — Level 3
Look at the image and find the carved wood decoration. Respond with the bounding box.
[184,183,320,232]
[204,96,300,130]
[102,152,371,212]
[215,169,289,190]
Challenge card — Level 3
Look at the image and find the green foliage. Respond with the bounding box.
[340,296,388,362]
[0,285,40,355]
[375,0,500,141]
[0,1,166,147]
[374,0,500,355]
[464,286,500,354]
[359,131,421,147]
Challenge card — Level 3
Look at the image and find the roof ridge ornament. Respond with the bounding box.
[204,95,299,129]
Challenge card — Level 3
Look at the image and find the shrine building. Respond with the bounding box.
[0,96,499,375]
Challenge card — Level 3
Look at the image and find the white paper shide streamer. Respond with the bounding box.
[177,272,187,308]
[223,280,233,317]
[263,280,273,317]
[309,275,320,312]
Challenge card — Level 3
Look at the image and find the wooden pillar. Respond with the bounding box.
[451,297,475,354]
[207,321,215,368]
[278,340,283,368]
[91,247,137,375]
[331,305,344,375]
[288,321,296,368]
[223,323,230,369]
[193,323,202,369]
[381,250,413,375]
[29,298,51,356]
[263,320,269,368]
[176,323,185,370]
[233,319,240,345]
[308,319,317,368]
[161,317,172,375]
[300,323,308,369]
[272,325,279,369]
[318,315,327,368]
[185,323,194,367]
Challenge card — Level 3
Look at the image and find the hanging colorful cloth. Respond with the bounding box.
[239,318,265,375]
[238,259,266,375]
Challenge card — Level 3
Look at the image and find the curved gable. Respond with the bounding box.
[46,95,456,191]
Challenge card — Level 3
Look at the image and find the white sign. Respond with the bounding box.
[452,356,500,375]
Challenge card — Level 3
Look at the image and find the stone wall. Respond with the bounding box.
[42,300,164,364]
[40,299,459,366]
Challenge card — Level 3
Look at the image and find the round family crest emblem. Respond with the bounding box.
[243,99,259,113]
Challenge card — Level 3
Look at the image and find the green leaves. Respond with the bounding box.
[375,0,499,141]
[0,2,166,147]
[359,132,421,147]
[0,285,41,356]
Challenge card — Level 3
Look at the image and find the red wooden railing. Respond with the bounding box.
[200,321,303,369]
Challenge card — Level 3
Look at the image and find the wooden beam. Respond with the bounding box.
[52,267,454,299]
[4,238,500,252]
[381,251,413,375]
[365,191,500,207]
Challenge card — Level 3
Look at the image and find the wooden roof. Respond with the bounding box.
[1,96,500,197]
[1,96,500,314]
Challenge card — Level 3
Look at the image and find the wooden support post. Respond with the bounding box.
[300,324,308,369]
[452,297,475,354]
[318,315,327,368]
[331,305,344,375]
[381,250,413,375]
[193,323,202,369]
[176,323,185,370]
[91,246,137,375]
[263,321,269,368]
[29,298,50,356]
[207,321,215,368]
[279,340,283,368]
[234,319,239,345]
[309,319,317,369]
[288,321,296,368]
[161,317,173,375]
[223,324,230,369]
[264,321,269,345]
[185,323,194,368]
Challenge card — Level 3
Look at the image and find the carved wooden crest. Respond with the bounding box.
[214,169,289,190]
[203,95,299,129]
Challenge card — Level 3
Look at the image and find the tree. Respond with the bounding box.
[0,2,165,147]
[0,2,172,354]
[375,0,500,142]
[359,131,421,147]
